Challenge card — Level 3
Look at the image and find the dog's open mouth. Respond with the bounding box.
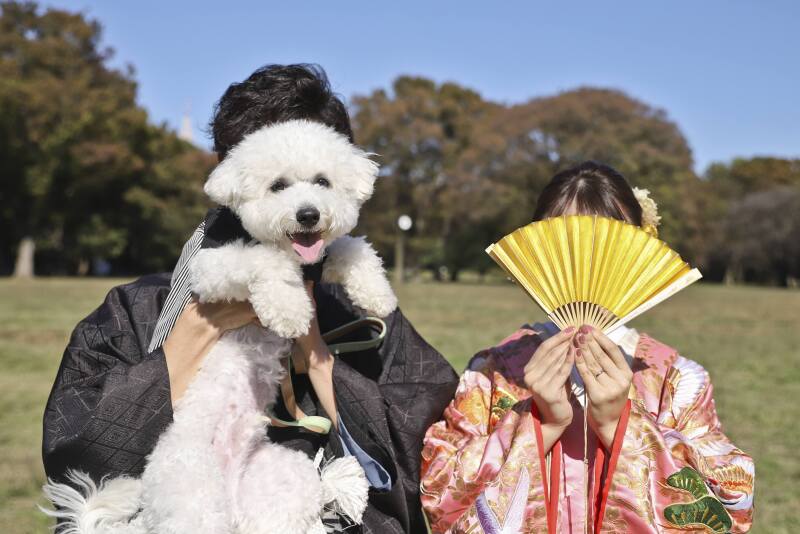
[288,231,325,263]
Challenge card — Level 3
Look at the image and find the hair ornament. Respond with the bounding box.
[632,187,661,237]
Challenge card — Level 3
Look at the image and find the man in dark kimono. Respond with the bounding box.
[42,64,459,533]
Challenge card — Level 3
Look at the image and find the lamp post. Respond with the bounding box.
[395,214,413,286]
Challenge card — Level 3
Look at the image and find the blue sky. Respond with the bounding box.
[45,0,799,173]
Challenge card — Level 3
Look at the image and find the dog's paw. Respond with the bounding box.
[269,310,313,339]
[350,275,398,318]
[347,278,397,317]
[189,244,252,302]
[364,288,398,318]
[251,284,314,339]
[323,236,398,318]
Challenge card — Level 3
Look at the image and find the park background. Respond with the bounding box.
[0,1,798,532]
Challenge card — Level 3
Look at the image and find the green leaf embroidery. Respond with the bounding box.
[666,467,711,500]
[495,395,515,411]
[663,468,733,533]
[664,495,733,533]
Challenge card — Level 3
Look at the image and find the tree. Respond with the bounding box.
[1,1,137,274]
[0,1,212,275]
[705,157,800,199]
[700,157,800,282]
[351,76,500,279]
[497,88,699,253]
[352,83,703,280]
[720,187,800,285]
[118,129,214,273]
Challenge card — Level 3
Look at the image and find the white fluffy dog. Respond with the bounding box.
[43,120,398,534]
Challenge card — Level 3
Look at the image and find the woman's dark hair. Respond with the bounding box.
[209,63,353,159]
[532,161,643,226]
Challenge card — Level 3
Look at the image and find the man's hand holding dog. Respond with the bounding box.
[163,298,257,405]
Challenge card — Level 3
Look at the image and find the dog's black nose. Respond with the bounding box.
[296,206,320,228]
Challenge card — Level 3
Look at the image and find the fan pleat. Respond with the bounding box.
[487,215,701,333]
[608,229,654,316]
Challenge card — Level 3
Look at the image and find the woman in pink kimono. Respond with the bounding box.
[421,162,754,534]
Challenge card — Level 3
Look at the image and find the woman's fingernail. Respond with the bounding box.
[564,326,576,334]
[572,336,580,348]
[577,334,586,345]
[576,348,583,358]
[579,325,591,334]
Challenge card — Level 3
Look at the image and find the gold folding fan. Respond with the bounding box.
[486,215,701,334]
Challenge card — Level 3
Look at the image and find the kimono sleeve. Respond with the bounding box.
[332,306,459,534]
[420,368,549,533]
[42,275,174,483]
[602,357,755,533]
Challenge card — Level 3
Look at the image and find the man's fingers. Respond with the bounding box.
[304,280,316,297]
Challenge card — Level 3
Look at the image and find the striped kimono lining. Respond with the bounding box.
[147,221,205,353]
[147,222,349,533]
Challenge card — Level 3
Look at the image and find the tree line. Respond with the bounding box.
[1,2,798,285]
[0,1,215,276]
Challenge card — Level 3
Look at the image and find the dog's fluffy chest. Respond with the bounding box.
[186,325,290,420]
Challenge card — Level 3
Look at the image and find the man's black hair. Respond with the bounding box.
[210,63,353,159]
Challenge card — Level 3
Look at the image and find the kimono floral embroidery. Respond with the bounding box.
[421,325,755,533]
[420,368,548,533]
[490,387,519,431]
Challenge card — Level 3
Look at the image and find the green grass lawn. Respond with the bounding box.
[0,278,797,533]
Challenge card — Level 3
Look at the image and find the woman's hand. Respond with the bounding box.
[524,326,576,451]
[163,298,258,405]
[573,325,633,449]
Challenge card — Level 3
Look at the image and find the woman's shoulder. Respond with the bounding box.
[467,325,547,387]
[634,332,704,377]
[631,332,714,409]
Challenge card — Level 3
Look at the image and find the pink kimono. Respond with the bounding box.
[421,324,754,533]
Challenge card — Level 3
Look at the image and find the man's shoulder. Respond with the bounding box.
[80,273,173,332]
[114,272,172,293]
[104,273,172,304]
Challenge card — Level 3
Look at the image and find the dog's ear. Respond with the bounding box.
[204,156,241,208]
[349,149,380,205]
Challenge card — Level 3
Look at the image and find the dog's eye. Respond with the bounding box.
[314,175,331,188]
[270,179,288,193]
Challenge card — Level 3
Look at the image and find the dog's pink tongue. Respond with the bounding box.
[290,233,324,263]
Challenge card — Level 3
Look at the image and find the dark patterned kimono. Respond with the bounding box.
[42,209,459,534]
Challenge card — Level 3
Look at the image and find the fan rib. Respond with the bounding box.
[487,216,701,335]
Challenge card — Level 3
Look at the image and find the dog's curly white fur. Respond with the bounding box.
[43,120,396,533]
